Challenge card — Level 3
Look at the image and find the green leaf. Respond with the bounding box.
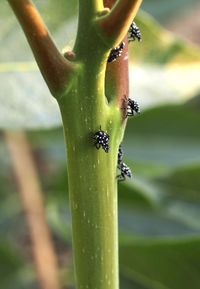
[129,12,200,108]
[120,237,200,289]
[1,5,200,128]
[0,242,22,278]
[130,64,200,109]
[155,165,200,230]
[119,208,200,238]
[132,12,200,64]
[124,104,200,169]
[141,0,199,23]
[118,179,159,209]
[158,165,200,201]
[0,242,34,289]
[0,0,78,61]
[0,0,77,129]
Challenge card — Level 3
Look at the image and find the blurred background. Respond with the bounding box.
[0,0,200,288]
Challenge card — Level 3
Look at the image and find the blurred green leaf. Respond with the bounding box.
[119,207,200,238]
[155,165,200,231]
[166,201,200,232]
[132,12,200,64]
[124,104,200,169]
[118,180,159,209]
[141,0,199,23]
[130,64,200,109]
[0,7,200,128]
[0,0,78,62]
[0,242,34,289]
[158,165,200,201]
[120,237,200,289]
[45,190,70,241]
[129,12,200,109]
[186,93,200,108]
[0,242,23,279]
[120,274,151,289]
[0,0,77,129]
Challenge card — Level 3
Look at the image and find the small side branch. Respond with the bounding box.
[99,0,142,45]
[105,37,129,111]
[104,0,129,118]
[8,0,73,96]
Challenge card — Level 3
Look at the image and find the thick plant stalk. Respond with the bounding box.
[7,0,142,288]
[5,131,60,289]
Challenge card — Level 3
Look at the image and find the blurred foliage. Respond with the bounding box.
[0,0,200,288]
[1,2,200,128]
[2,103,200,288]
[120,237,200,289]
[133,12,200,64]
[141,0,199,23]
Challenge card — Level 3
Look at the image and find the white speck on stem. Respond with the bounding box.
[73,146,76,152]
[105,274,108,280]
[73,202,78,210]
[87,219,90,224]
[80,106,83,111]
[106,189,109,199]
[109,120,112,125]
[83,211,86,217]
[97,158,100,165]
[82,248,86,254]
[93,164,96,169]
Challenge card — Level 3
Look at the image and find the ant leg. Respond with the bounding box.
[117,173,125,182]
[95,143,101,149]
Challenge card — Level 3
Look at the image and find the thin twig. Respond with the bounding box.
[104,0,129,117]
[100,0,142,45]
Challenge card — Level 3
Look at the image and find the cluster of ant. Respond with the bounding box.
[108,21,141,63]
[92,21,141,181]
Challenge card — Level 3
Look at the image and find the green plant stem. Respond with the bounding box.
[78,0,104,21]
[98,0,143,45]
[58,58,123,289]
[58,0,138,287]
[7,0,142,288]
